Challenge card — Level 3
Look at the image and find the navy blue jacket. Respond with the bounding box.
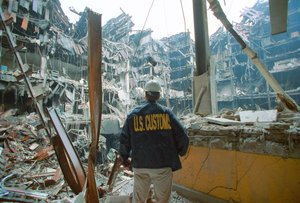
[119,101,189,171]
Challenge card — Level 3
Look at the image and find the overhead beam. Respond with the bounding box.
[193,0,210,76]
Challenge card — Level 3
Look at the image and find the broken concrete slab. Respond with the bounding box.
[205,116,243,126]
[254,122,291,130]
[239,109,278,123]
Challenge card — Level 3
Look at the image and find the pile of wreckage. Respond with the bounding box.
[183,108,300,159]
[1,0,300,202]
[0,107,193,202]
[0,0,195,202]
[1,102,300,202]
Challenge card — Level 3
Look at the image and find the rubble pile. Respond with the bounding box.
[1,0,300,202]
[0,0,197,201]
[0,109,199,202]
[182,109,300,158]
[0,109,120,202]
[1,103,300,202]
[0,110,61,201]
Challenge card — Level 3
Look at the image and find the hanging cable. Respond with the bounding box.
[141,0,155,33]
[132,0,155,58]
[180,0,187,33]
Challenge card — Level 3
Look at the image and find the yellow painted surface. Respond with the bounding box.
[173,146,300,203]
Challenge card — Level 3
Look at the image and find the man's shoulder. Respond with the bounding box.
[128,103,147,115]
[156,103,172,113]
[128,102,171,115]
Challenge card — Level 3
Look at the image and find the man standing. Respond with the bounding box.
[119,80,189,203]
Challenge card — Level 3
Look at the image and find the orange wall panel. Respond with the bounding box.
[174,146,300,203]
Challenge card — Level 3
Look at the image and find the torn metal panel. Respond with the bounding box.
[85,9,102,202]
[87,9,102,165]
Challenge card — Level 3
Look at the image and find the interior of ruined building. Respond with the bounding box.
[0,0,300,202]
[211,0,300,110]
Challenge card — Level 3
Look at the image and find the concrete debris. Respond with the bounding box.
[205,116,243,126]
[183,110,300,157]
[0,108,200,201]
[0,86,296,197]
[0,0,299,202]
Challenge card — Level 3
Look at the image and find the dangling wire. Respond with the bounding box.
[141,0,155,33]
[180,0,187,33]
[132,0,155,57]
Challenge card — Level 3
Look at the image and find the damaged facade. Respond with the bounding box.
[211,0,300,110]
[0,0,196,201]
[0,0,300,202]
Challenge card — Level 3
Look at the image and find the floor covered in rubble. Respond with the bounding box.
[0,109,198,202]
[1,0,300,202]
[1,107,300,202]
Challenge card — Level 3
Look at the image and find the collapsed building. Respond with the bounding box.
[211,0,300,110]
[0,0,195,139]
[0,0,197,201]
[0,0,300,202]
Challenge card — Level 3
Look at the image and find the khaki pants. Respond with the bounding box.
[132,167,173,203]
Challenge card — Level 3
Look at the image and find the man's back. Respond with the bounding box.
[118,79,189,203]
[120,102,189,171]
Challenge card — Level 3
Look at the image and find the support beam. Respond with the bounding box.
[85,9,102,203]
[192,0,212,115]
[193,73,212,115]
[193,0,210,76]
